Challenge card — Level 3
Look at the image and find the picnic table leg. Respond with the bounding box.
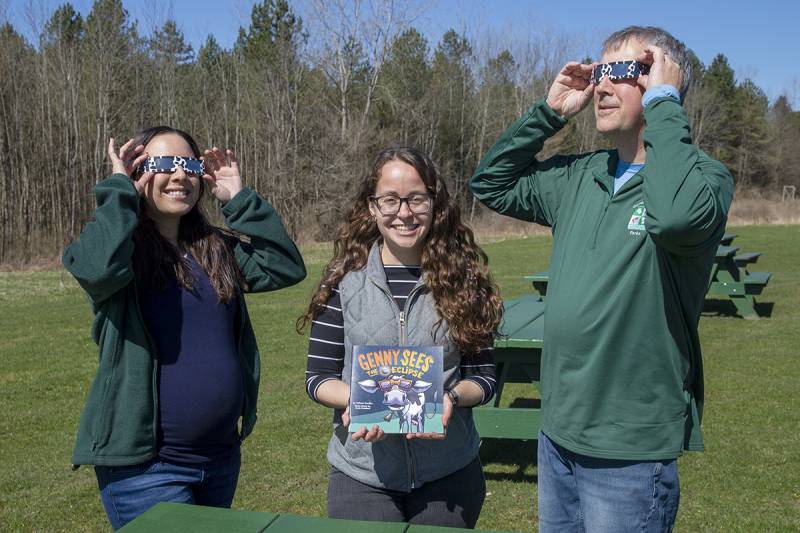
[532,281,547,300]
[493,361,512,407]
[731,294,760,319]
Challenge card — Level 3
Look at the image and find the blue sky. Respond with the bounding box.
[6,0,799,107]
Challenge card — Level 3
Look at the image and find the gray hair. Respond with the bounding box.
[602,26,691,100]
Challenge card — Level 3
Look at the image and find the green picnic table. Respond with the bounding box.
[120,502,515,532]
[473,294,544,441]
[526,231,771,319]
[707,244,771,319]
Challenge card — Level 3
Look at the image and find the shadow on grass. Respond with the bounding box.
[479,398,539,484]
[702,298,775,318]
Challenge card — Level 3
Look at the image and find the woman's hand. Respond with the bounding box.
[203,147,243,202]
[344,406,387,443]
[405,392,452,441]
[107,137,152,195]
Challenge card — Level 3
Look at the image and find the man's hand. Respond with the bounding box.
[546,62,596,119]
[637,46,683,91]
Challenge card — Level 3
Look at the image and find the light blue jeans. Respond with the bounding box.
[538,431,679,533]
[94,451,241,530]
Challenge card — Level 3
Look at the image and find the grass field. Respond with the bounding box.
[1,225,798,532]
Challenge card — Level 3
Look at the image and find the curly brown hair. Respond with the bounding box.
[298,146,502,354]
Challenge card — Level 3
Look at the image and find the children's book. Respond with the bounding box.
[349,345,444,434]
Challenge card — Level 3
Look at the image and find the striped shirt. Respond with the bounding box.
[306,265,497,405]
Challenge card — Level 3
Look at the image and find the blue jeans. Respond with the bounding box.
[94,451,241,530]
[538,431,679,533]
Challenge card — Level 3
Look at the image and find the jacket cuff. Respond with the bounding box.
[535,98,569,129]
[101,173,138,191]
[221,187,257,217]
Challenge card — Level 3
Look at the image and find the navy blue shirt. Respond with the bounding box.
[138,254,243,463]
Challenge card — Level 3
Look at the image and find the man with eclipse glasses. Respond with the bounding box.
[471,26,733,532]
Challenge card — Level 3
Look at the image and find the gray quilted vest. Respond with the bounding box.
[326,242,481,492]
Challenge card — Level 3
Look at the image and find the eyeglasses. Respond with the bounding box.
[369,193,433,215]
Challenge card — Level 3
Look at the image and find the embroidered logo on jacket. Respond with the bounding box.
[627,202,647,232]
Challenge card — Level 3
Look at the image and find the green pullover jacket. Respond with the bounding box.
[63,174,306,466]
[471,97,733,460]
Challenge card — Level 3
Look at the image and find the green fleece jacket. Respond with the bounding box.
[471,98,733,460]
[63,174,306,466]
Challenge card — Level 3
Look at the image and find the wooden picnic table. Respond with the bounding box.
[473,294,544,441]
[120,502,515,532]
[526,235,771,319]
[708,244,771,319]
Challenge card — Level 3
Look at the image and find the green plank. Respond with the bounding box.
[720,232,737,245]
[523,270,550,282]
[716,245,738,258]
[734,252,761,265]
[745,272,771,285]
[473,407,540,440]
[708,280,746,296]
[120,503,278,533]
[496,295,545,346]
[265,514,408,532]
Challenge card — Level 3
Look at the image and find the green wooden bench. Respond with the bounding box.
[734,251,761,269]
[720,231,737,246]
[473,294,544,441]
[120,502,515,532]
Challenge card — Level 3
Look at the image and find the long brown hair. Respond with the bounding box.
[299,146,502,354]
[130,126,245,302]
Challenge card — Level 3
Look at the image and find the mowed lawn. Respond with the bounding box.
[1,225,798,532]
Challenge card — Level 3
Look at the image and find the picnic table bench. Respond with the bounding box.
[120,502,515,532]
[720,231,737,246]
[526,233,771,319]
[473,294,544,441]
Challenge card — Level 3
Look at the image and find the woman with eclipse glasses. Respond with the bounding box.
[63,126,306,529]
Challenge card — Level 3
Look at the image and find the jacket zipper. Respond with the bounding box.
[369,274,424,489]
[399,311,407,345]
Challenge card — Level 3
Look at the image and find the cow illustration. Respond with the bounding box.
[357,375,437,433]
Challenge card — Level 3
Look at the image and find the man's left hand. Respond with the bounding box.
[637,45,682,91]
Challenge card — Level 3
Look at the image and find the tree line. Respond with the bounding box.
[1,0,798,263]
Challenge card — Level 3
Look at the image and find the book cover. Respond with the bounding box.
[349,345,444,434]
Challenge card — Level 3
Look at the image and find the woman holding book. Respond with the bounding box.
[63,127,306,529]
[300,146,502,528]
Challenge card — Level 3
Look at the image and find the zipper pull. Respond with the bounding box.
[399,312,406,345]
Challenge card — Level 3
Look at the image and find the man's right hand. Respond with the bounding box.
[545,62,596,119]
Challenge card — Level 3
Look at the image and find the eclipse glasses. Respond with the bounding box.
[138,156,206,176]
[592,60,650,84]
